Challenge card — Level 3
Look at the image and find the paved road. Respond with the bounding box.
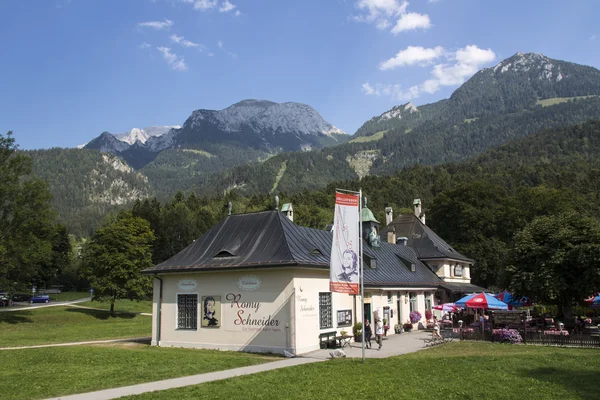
[43,330,435,400]
[0,297,91,312]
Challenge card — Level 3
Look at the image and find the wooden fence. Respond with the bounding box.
[451,328,600,348]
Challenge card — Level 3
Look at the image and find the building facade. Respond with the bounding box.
[144,199,484,355]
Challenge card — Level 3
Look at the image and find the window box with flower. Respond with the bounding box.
[402,322,413,332]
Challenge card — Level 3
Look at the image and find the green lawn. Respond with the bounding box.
[77,299,153,314]
[0,306,151,347]
[0,344,279,400]
[125,342,600,400]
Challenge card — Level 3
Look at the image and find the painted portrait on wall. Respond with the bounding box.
[201,295,221,328]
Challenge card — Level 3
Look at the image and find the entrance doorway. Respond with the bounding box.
[363,303,372,325]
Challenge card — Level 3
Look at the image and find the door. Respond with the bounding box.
[363,303,371,325]
[397,299,403,326]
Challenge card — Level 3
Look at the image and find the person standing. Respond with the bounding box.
[375,318,384,350]
[364,319,373,349]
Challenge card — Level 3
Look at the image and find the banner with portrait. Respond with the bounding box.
[330,191,360,294]
[201,295,221,328]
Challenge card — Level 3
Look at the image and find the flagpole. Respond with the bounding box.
[359,188,365,364]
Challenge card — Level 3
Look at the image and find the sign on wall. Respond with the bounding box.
[223,292,285,334]
[178,279,198,292]
[201,295,221,328]
[237,275,261,291]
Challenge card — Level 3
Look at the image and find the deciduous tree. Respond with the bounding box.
[81,211,154,314]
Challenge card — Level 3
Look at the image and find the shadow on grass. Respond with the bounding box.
[524,367,599,400]
[0,311,34,324]
[65,307,138,320]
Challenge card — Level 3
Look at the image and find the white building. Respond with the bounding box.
[143,199,484,355]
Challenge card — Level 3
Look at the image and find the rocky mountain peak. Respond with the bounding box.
[489,52,563,81]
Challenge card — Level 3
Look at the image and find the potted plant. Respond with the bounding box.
[352,322,363,342]
[394,324,401,334]
[383,318,389,336]
[340,330,348,337]
[425,309,433,321]
[403,322,413,332]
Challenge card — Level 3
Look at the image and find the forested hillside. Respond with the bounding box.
[26,148,153,237]
[126,120,600,290]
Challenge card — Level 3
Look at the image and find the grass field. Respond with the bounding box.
[349,130,387,143]
[0,306,151,347]
[77,299,153,314]
[0,344,279,400]
[536,95,597,107]
[124,342,600,400]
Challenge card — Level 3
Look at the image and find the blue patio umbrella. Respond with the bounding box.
[455,292,509,310]
[494,290,530,307]
[584,294,600,308]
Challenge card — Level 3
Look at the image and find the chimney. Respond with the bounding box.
[397,236,408,246]
[420,213,426,225]
[413,199,422,218]
[387,226,396,244]
[385,206,393,225]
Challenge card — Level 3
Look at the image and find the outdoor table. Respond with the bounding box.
[336,335,352,348]
[544,330,569,336]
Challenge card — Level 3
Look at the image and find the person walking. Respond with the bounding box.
[364,319,373,349]
[433,316,443,341]
[375,318,384,350]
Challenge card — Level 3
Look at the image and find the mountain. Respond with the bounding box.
[195,52,600,196]
[114,126,180,145]
[25,148,153,237]
[83,100,348,170]
[26,52,600,235]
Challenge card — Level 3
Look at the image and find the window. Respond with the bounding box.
[177,294,198,330]
[337,309,352,327]
[387,292,392,304]
[409,292,417,313]
[319,292,332,329]
[455,265,463,277]
[425,294,432,311]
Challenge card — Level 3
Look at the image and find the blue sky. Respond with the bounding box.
[1,0,599,150]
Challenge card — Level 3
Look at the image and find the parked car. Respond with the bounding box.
[12,293,32,302]
[30,294,50,304]
[0,293,11,307]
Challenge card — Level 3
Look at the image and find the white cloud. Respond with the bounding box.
[379,46,443,70]
[355,1,431,34]
[157,47,188,71]
[182,0,239,14]
[590,35,596,40]
[354,0,408,29]
[366,45,496,101]
[235,10,241,16]
[390,12,431,34]
[138,42,151,49]
[219,0,236,12]
[217,40,223,49]
[138,19,173,30]
[170,34,200,48]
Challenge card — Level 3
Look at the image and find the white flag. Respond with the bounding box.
[330,192,360,294]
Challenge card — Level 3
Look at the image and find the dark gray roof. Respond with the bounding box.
[143,211,331,274]
[380,214,474,263]
[438,282,487,293]
[362,242,442,288]
[143,210,445,288]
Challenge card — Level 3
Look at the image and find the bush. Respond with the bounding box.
[493,329,523,344]
[403,322,413,330]
[352,322,362,336]
[410,311,422,323]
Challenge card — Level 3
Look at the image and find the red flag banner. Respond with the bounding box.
[330,192,360,294]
